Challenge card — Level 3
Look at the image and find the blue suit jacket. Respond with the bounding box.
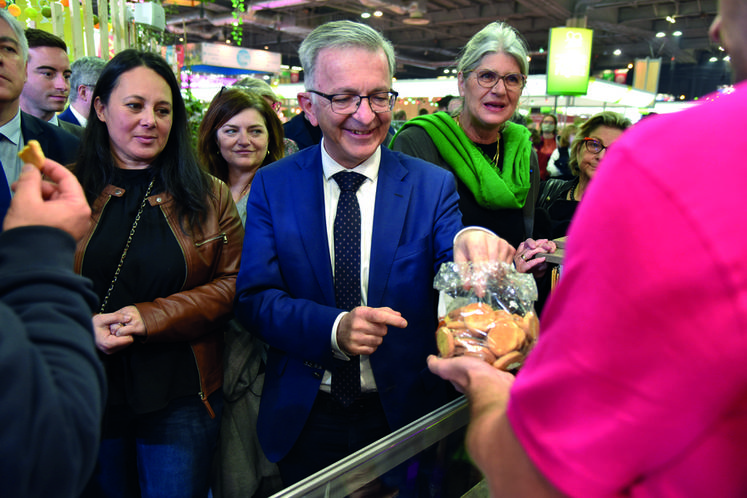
[57,106,81,127]
[235,145,464,462]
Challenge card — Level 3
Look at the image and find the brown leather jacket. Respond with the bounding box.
[74,177,244,417]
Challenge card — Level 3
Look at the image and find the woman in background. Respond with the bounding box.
[75,49,244,497]
[536,113,558,180]
[528,111,632,313]
[198,87,285,223]
[546,123,577,180]
[391,21,542,250]
[233,77,300,156]
[197,86,286,498]
[534,111,632,240]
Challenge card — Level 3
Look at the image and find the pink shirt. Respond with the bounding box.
[508,84,747,497]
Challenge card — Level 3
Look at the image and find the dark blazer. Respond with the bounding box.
[57,106,81,126]
[58,119,84,139]
[21,112,80,166]
[235,144,463,462]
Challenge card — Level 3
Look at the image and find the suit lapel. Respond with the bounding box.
[294,148,336,305]
[368,149,410,308]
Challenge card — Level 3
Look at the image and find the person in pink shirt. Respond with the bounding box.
[427,2,747,494]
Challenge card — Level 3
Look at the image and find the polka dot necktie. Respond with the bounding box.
[331,171,366,407]
[0,160,9,222]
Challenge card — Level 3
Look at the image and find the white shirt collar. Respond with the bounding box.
[70,106,87,127]
[320,137,381,183]
[0,109,22,146]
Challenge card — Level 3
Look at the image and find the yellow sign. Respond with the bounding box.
[547,27,593,96]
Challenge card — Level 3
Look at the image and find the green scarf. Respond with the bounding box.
[391,111,531,209]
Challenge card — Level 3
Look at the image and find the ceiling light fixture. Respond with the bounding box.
[613,49,622,56]
[373,10,383,17]
[403,15,429,25]
[709,56,718,62]
[666,15,676,23]
[656,32,666,38]
[724,55,731,61]
[673,30,682,36]
[361,12,371,18]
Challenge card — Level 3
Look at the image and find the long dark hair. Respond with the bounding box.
[75,49,211,231]
[197,87,284,185]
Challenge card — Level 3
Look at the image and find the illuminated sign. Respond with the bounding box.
[547,27,593,96]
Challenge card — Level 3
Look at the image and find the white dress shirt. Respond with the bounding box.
[320,138,380,393]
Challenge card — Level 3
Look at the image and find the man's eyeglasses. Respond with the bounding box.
[308,90,398,115]
[469,70,526,90]
[583,137,611,154]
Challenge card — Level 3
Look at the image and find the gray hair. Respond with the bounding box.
[69,56,106,103]
[0,9,28,62]
[233,77,278,102]
[299,20,396,90]
[456,22,529,76]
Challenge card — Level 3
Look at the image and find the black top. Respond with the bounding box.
[81,168,198,416]
[390,125,540,248]
[550,146,575,180]
[534,177,579,240]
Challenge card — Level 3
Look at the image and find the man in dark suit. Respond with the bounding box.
[235,20,515,487]
[0,12,80,220]
[59,56,105,129]
[20,28,83,138]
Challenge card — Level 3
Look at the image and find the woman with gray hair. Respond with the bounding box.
[391,21,546,257]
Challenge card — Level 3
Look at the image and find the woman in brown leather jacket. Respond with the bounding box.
[74,50,244,497]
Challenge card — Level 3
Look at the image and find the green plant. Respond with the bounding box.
[183,87,206,150]
[230,0,244,45]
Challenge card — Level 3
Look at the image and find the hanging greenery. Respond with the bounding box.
[230,0,243,46]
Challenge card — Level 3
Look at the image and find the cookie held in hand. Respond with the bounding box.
[18,140,45,169]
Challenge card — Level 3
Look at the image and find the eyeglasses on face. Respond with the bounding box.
[308,90,399,115]
[469,69,526,90]
[583,137,611,154]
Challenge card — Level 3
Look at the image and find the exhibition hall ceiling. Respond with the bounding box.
[163,0,721,78]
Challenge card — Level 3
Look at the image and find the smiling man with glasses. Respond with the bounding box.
[235,19,515,489]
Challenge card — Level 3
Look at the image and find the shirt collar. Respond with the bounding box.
[320,137,381,182]
[70,106,87,127]
[0,109,22,145]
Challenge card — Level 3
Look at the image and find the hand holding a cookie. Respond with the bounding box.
[337,306,408,356]
[4,157,91,240]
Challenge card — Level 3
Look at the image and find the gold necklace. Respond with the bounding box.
[238,181,251,199]
[455,115,501,167]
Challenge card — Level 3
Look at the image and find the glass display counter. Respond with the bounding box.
[270,396,487,497]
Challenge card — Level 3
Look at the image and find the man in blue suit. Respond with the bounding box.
[235,20,516,487]
[0,10,80,221]
[58,56,105,129]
